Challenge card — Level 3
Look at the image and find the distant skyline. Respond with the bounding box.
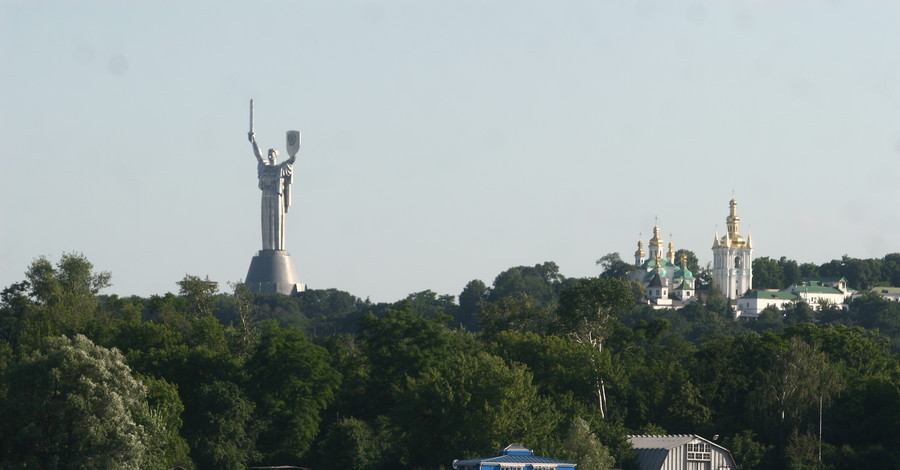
[2,1,899,302]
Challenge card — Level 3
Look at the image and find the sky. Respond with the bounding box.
[2,0,899,303]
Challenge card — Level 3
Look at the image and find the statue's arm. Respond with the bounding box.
[249,132,263,163]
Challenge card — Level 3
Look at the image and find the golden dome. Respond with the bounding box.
[648,224,663,247]
[715,198,750,249]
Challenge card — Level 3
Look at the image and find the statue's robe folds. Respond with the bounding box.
[257,161,294,251]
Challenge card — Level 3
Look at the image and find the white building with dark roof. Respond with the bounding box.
[628,435,736,470]
[786,277,854,308]
[736,290,800,318]
[872,286,900,302]
[736,276,856,318]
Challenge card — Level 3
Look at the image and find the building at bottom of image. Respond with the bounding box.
[452,444,576,470]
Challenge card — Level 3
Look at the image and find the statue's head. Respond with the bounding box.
[267,148,279,164]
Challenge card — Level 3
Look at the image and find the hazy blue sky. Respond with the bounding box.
[2,0,899,302]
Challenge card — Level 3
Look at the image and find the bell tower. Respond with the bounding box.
[712,198,753,300]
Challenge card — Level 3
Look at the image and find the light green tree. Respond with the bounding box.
[755,337,843,430]
[555,418,615,470]
[0,335,167,469]
[723,430,772,470]
[13,253,111,347]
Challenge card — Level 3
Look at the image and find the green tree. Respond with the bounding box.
[11,253,111,347]
[847,292,900,351]
[296,288,364,335]
[556,278,635,418]
[224,281,260,359]
[780,257,801,287]
[477,295,557,336]
[799,262,820,279]
[841,256,882,290]
[554,418,615,470]
[691,332,778,438]
[0,335,159,469]
[398,290,458,321]
[458,279,489,330]
[177,274,219,318]
[182,380,259,470]
[245,322,341,462]
[674,249,700,274]
[487,331,597,399]
[784,302,816,325]
[357,303,467,418]
[785,430,821,470]
[753,256,784,289]
[881,253,900,286]
[722,430,772,470]
[393,351,559,469]
[488,262,565,307]
[695,262,713,290]
[318,418,381,470]
[664,381,712,431]
[0,282,29,345]
[753,337,844,449]
[137,376,193,469]
[596,252,635,280]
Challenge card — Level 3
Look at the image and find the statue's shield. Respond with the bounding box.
[286,130,301,157]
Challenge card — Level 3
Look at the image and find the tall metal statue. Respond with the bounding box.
[248,99,300,251]
[244,99,306,294]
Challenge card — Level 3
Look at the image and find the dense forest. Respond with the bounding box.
[1,253,899,470]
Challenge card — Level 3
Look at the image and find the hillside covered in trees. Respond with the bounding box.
[1,253,899,470]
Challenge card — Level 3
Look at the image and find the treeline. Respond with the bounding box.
[752,253,900,290]
[1,255,899,469]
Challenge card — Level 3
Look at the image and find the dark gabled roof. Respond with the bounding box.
[648,274,663,288]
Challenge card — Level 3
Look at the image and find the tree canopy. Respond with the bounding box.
[2,253,900,470]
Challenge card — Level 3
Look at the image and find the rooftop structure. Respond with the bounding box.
[452,444,576,470]
[628,434,736,470]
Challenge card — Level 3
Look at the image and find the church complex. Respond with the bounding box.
[629,197,855,318]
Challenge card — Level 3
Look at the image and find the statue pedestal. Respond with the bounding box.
[244,250,306,295]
